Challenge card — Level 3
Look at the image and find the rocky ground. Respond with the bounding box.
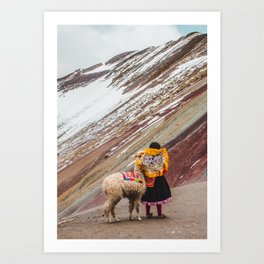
[58,181,207,239]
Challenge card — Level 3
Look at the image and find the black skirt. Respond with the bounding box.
[141,176,172,205]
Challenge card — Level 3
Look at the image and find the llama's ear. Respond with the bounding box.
[139,151,145,156]
[133,150,144,158]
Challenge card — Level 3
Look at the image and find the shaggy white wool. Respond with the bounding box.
[102,153,146,223]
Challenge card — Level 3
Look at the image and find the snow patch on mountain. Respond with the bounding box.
[58,77,123,142]
[57,32,207,170]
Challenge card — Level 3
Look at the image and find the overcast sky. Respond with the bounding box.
[57,25,207,78]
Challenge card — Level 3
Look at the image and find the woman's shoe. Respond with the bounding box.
[146,213,153,218]
[157,214,166,219]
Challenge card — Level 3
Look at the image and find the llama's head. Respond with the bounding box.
[134,150,145,160]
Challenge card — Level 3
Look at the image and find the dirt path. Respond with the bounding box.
[58,181,207,239]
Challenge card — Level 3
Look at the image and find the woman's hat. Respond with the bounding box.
[149,142,161,149]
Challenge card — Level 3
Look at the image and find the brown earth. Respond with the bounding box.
[57,83,207,213]
[58,181,207,239]
[56,93,207,233]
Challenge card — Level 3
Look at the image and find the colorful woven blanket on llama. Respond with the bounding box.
[121,172,144,184]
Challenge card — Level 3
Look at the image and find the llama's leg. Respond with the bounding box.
[103,199,112,223]
[110,198,121,222]
[135,198,142,221]
[129,199,135,220]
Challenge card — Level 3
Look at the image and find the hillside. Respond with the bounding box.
[57,32,207,222]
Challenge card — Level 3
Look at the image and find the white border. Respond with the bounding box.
[44,11,221,253]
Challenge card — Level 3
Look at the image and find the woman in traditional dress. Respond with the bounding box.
[135,142,172,218]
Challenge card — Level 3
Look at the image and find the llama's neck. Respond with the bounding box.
[134,163,146,186]
[134,163,143,174]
